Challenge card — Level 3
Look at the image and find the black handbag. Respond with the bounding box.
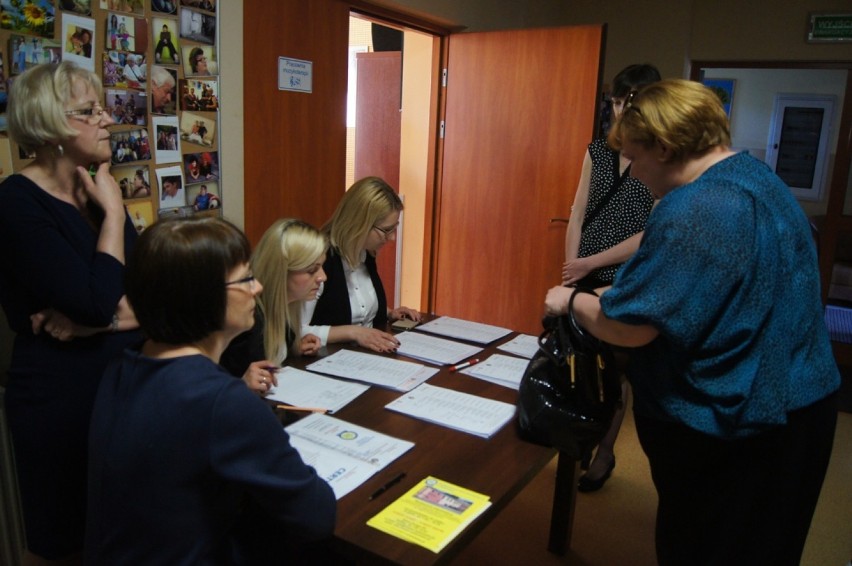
[517,287,622,460]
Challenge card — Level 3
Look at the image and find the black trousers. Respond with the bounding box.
[635,392,837,566]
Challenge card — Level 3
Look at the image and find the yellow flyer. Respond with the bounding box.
[366,476,492,553]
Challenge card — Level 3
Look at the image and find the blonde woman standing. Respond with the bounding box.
[220,219,327,394]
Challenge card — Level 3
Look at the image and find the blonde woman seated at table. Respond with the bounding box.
[302,177,421,353]
[220,218,328,395]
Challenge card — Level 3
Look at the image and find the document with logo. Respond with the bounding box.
[285,413,414,500]
[367,476,492,553]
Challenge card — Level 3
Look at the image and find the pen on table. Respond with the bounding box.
[275,405,329,414]
[369,472,406,501]
[449,358,480,373]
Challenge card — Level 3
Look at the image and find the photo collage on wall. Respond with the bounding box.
[0,0,221,232]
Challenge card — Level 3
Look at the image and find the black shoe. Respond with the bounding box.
[577,456,615,493]
[580,450,592,471]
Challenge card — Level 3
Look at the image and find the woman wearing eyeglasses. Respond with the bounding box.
[561,63,660,493]
[86,217,335,564]
[303,176,421,353]
[220,219,328,395]
[0,62,140,563]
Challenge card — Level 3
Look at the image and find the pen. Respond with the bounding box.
[264,365,280,373]
[369,472,406,501]
[449,358,480,372]
[275,405,330,414]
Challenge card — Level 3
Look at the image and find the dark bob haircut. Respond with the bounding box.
[125,217,251,344]
[611,63,661,99]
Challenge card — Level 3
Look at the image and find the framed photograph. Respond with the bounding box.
[179,77,218,111]
[701,78,735,117]
[179,8,215,45]
[150,65,177,115]
[111,164,151,199]
[179,110,215,148]
[152,17,180,65]
[109,128,150,164]
[61,13,96,71]
[0,0,56,37]
[152,115,181,164]
[126,200,154,233]
[183,150,219,183]
[181,44,216,76]
[105,13,148,54]
[105,88,147,125]
[186,180,220,211]
[9,35,61,75]
[155,165,186,210]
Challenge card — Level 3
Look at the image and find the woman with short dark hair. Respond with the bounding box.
[86,217,336,564]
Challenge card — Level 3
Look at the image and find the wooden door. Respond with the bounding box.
[434,25,604,334]
[354,51,401,307]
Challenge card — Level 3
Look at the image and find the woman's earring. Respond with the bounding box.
[57,144,64,157]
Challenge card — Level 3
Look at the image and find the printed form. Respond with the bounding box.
[305,349,438,392]
[460,353,529,390]
[266,366,369,413]
[415,316,513,345]
[395,332,483,366]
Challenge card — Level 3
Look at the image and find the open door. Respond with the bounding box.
[433,25,605,334]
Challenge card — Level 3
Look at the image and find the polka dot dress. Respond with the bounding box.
[578,138,655,283]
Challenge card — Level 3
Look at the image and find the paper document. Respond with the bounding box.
[415,316,512,345]
[285,413,414,499]
[395,332,482,366]
[384,383,515,438]
[460,354,528,390]
[367,476,492,553]
[497,333,540,359]
[266,366,369,413]
[305,349,438,392]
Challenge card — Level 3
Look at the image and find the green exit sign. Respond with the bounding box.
[808,13,852,42]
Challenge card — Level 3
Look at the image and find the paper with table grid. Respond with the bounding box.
[414,316,513,344]
[305,349,438,392]
[394,331,483,366]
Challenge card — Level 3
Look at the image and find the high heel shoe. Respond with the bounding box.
[577,456,615,493]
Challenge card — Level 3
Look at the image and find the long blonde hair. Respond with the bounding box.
[252,219,327,362]
[324,177,403,267]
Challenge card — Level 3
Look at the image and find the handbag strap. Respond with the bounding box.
[581,163,631,231]
[567,286,602,350]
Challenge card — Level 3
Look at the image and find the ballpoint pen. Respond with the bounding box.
[449,358,480,372]
[275,405,330,414]
[369,472,406,501]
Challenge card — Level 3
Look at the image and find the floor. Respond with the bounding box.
[454,390,852,565]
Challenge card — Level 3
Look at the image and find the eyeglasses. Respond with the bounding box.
[225,274,257,291]
[372,223,398,238]
[64,103,106,125]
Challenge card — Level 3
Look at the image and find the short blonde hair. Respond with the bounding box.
[252,219,327,363]
[324,177,403,266]
[8,62,103,153]
[608,79,731,162]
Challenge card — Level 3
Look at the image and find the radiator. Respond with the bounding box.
[0,388,24,566]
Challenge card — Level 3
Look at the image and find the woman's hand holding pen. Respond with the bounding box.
[354,327,400,353]
[242,360,279,396]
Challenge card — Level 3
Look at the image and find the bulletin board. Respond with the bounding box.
[0,0,222,232]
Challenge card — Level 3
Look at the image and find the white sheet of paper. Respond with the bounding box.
[395,332,482,366]
[415,316,513,345]
[305,349,438,392]
[285,413,414,499]
[384,383,516,438]
[460,354,528,390]
[265,366,369,414]
[497,333,540,359]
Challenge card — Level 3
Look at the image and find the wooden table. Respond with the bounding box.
[279,327,578,565]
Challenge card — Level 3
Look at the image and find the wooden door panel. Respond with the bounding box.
[435,26,604,334]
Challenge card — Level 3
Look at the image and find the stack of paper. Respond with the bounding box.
[384,383,515,438]
[497,333,540,359]
[415,316,512,344]
[266,367,369,413]
[459,353,529,390]
[367,476,492,553]
[305,349,438,392]
[395,331,482,366]
[285,413,414,500]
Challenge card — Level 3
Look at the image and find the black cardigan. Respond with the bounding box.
[310,247,388,330]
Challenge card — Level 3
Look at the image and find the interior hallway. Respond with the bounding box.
[455,392,852,565]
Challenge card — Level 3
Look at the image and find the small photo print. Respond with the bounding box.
[155,165,186,210]
[157,205,194,221]
[126,200,153,233]
[181,44,216,76]
[58,0,92,16]
[62,13,95,70]
[9,35,61,75]
[183,151,218,183]
[0,0,56,37]
[178,77,217,111]
[153,115,180,164]
[414,486,473,515]
[179,111,215,148]
[151,0,177,15]
[152,17,179,65]
[102,50,146,89]
[109,127,150,164]
[105,88,147,125]
[179,8,215,45]
[186,180,220,211]
[150,65,177,115]
[99,0,143,17]
[105,13,148,54]
[180,0,215,13]
[111,164,150,200]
